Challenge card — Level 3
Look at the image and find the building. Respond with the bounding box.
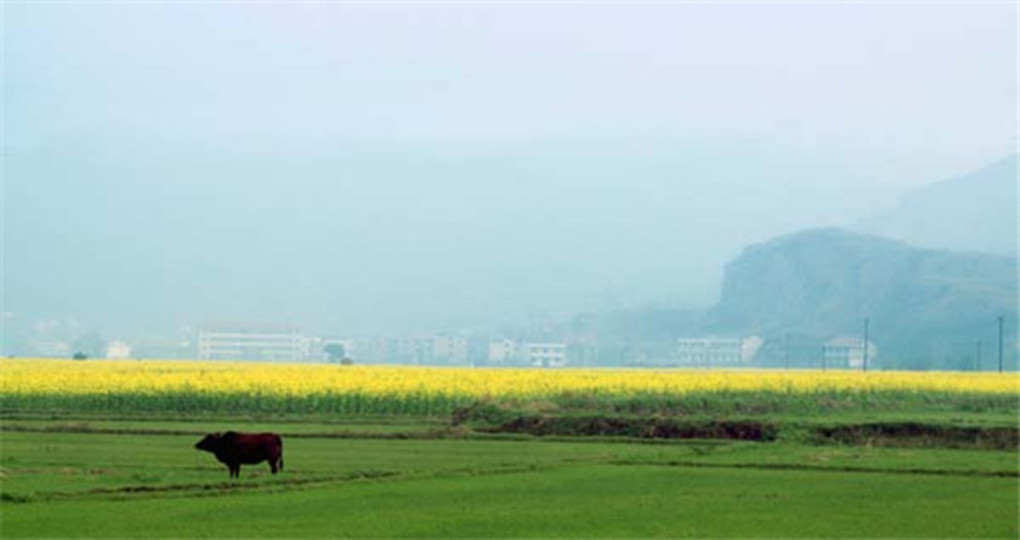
[823,337,878,369]
[432,335,469,365]
[741,336,764,362]
[197,323,310,362]
[488,338,519,365]
[105,341,132,360]
[675,336,761,366]
[331,338,390,364]
[525,342,567,367]
[485,340,569,367]
[389,337,432,364]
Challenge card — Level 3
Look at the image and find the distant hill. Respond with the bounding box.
[708,228,1018,369]
[856,155,1017,255]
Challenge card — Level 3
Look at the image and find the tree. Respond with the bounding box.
[324,343,346,363]
[72,332,106,359]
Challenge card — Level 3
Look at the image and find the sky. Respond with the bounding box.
[4,1,1017,338]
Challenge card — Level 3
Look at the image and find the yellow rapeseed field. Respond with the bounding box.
[2,358,1016,404]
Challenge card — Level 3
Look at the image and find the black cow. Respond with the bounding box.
[194,431,283,478]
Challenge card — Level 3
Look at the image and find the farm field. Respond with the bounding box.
[2,425,1018,538]
[4,359,1018,416]
[1,359,1018,538]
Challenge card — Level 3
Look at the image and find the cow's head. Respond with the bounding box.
[194,433,223,453]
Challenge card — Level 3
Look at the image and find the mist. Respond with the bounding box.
[4,2,1016,342]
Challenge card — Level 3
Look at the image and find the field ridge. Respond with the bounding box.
[610,459,1020,478]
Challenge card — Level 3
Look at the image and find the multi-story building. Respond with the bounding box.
[485,339,569,367]
[675,336,761,366]
[488,338,519,365]
[823,337,878,369]
[741,336,764,362]
[389,337,432,364]
[105,341,132,360]
[341,338,390,364]
[525,342,567,367]
[432,335,469,365]
[197,323,310,362]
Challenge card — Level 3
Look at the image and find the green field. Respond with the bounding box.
[1,413,1017,538]
[3,363,1018,538]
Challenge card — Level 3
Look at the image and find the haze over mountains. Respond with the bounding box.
[856,155,1017,256]
[5,153,1018,363]
[567,156,1018,369]
[4,146,932,339]
[708,228,1017,369]
[4,3,1016,364]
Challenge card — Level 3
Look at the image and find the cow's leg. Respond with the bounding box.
[229,464,240,478]
[270,459,279,474]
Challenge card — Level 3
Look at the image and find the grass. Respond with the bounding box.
[0,417,446,437]
[6,388,1017,418]
[2,360,1017,537]
[1,422,1018,538]
[2,437,1016,538]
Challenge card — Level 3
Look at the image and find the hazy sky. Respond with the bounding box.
[5,1,1017,337]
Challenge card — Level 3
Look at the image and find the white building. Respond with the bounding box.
[823,337,878,369]
[197,323,310,362]
[105,341,132,360]
[488,339,519,365]
[675,336,761,366]
[741,336,764,362]
[432,335,469,365]
[526,342,567,367]
[333,338,390,364]
[389,337,431,364]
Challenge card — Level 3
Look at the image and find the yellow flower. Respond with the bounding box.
[2,358,1016,407]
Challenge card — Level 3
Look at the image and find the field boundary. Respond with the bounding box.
[1,459,610,504]
[476,415,1020,450]
[6,418,1019,450]
[0,424,456,440]
[1,469,404,504]
[610,459,1020,478]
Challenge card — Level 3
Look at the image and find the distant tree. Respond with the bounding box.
[340,357,354,366]
[72,332,106,359]
[72,352,88,360]
[324,343,346,363]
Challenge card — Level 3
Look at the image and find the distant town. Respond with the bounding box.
[10,221,1016,373]
[15,320,877,371]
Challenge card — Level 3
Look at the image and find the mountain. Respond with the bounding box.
[708,228,1018,369]
[856,155,1017,255]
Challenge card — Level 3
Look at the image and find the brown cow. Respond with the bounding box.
[194,431,283,478]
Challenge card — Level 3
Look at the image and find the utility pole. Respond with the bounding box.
[784,333,790,370]
[862,318,870,372]
[976,341,982,372]
[821,345,827,371]
[998,316,1004,373]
